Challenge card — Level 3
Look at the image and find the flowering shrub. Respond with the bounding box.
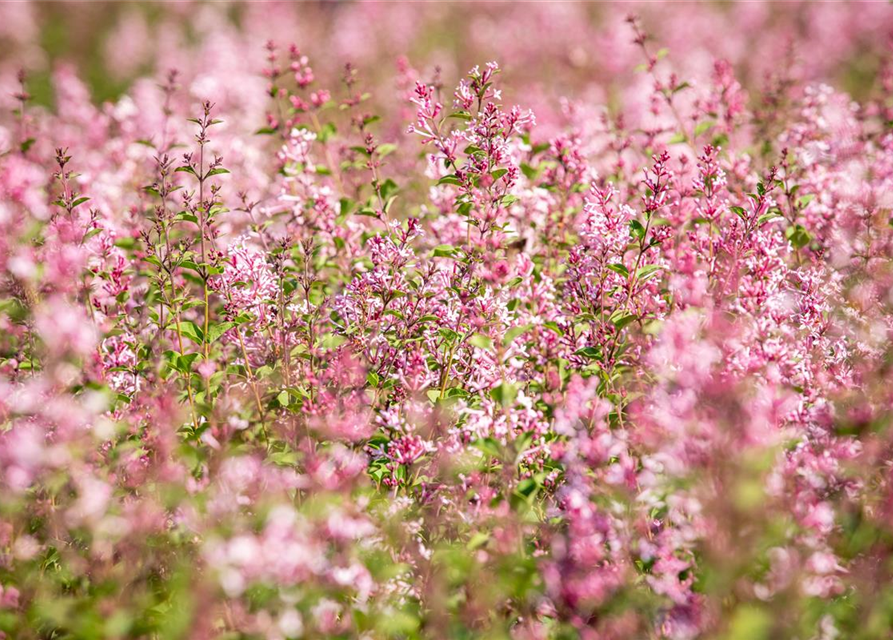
[3,3,893,639]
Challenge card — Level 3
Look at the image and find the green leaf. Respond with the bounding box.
[668,132,687,145]
[176,352,200,374]
[727,606,772,640]
[468,334,493,350]
[178,321,204,346]
[516,477,539,499]
[380,178,399,201]
[473,437,502,459]
[377,143,397,158]
[175,165,198,178]
[206,322,236,344]
[318,122,337,143]
[317,333,346,349]
[179,259,202,273]
[467,532,490,550]
[757,211,782,226]
[490,381,517,407]
[255,365,274,379]
[635,264,662,281]
[338,197,355,216]
[574,346,601,359]
[610,311,638,331]
[694,120,716,137]
[607,263,629,277]
[350,145,371,157]
[205,168,230,178]
[437,174,462,186]
[520,163,539,181]
[269,450,299,466]
[503,324,532,346]
[785,223,812,249]
[433,244,456,258]
[543,320,563,335]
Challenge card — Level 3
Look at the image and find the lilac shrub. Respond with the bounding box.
[2,2,893,639]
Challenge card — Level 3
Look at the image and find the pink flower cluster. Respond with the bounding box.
[2,3,893,639]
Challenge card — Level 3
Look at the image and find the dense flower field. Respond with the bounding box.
[4,2,893,638]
